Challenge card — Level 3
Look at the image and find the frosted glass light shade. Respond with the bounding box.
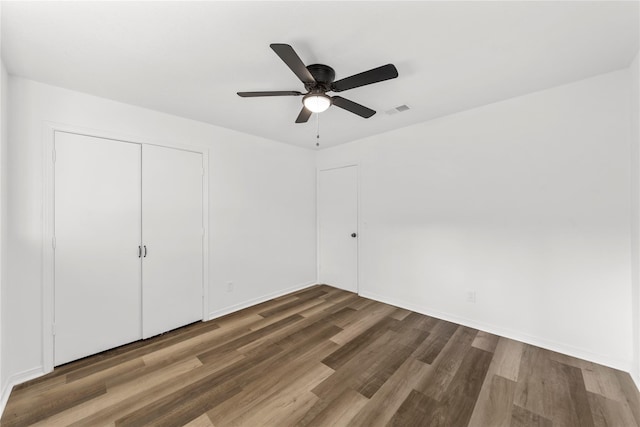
[303,94,331,113]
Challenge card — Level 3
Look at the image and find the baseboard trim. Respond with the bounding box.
[0,367,45,418]
[208,281,317,321]
[359,290,632,373]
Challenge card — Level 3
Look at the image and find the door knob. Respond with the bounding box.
[351,233,357,238]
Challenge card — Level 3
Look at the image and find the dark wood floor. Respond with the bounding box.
[2,285,640,426]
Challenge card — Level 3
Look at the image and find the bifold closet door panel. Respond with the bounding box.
[54,132,142,366]
[142,145,204,338]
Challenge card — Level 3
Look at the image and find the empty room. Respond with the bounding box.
[0,1,639,426]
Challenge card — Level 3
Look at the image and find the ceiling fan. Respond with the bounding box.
[237,44,398,123]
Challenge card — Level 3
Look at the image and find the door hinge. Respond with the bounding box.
[202,168,205,177]
[52,323,56,336]
[52,149,56,163]
[52,236,56,249]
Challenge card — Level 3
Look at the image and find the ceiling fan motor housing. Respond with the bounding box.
[306,64,335,90]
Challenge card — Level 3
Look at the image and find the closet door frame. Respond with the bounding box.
[42,122,210,374]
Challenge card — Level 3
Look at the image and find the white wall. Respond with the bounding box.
[0,61,7,408]
[3,77,316,387]
[629,0,640,384]
[318,69,633,370]
[0,5,4,408]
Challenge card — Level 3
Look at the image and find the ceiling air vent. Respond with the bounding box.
[385,104,410,115]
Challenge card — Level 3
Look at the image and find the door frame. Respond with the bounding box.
[42,122,210,373]
[316,163,360,294]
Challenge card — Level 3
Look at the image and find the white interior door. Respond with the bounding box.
[54,132,142,366]
[318,165,358,292]
[142,145,203,338]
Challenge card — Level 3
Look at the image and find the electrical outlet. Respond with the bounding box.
[227,281,234,293]
[466,290,476,303]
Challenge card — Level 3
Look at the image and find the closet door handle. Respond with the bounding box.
[138,246,142,258]
[143,245,147,257]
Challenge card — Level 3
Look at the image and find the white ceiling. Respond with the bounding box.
[2,1,639,149]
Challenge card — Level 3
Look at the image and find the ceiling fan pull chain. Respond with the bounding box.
[316,112,320,147]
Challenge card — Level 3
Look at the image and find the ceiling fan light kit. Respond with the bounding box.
[237,43,398,123]
[303,93,331,113]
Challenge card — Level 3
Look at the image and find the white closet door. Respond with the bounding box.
[142,145,203,338]
[54,132,142,366]
[318,165,359,292]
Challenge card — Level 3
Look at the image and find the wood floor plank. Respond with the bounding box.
[139,314,262,366]
[511,404,553,427]
[1,379,106,427]
[389,307,412,321]
[467,337,523,427]
[248,297,326,331]
[320,286,352,301]
[356,327,429,398]
[314,319,427,401]
[196,314,302,363]
[257,288,327,317]
[407,346,493,427]
[322,293,361,314]
[490,337,524,381]
[472,330,499,353]
[467,374,516,427]
[311,330,398,400]
[614,370,640,426]
[387,389,439,427]
[70,353,246,427]
[439,346,494,426]
[392,311,438,333]
[226,364,332,427]
[349,357,433,427]
[206,340,338,426]
[115,378,241,427]
[298,300,334,317]
[67,351,244,426]
[204,320,342,425]
[414,319,459,364]
[237,306,343,354]
[321,316,398,370]
[415,325,477,400]
[588,391,638,427]
[559,361,596,427]
[583,363,628,402]
[347,296,376,311]
[65,357,145,385]
[114,343,285,426]
[299,388,368,427]
[181,413,214,427]
[2,284,638,427]
[30,356,204,427]
[513,345,556,420]
[329,302,397,346]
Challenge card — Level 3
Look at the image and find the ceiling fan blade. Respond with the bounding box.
[237,91,303,97]
[295,107,312,123]
[331,64,398,92]
[270,43,316,85]
[331,96,376,118]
